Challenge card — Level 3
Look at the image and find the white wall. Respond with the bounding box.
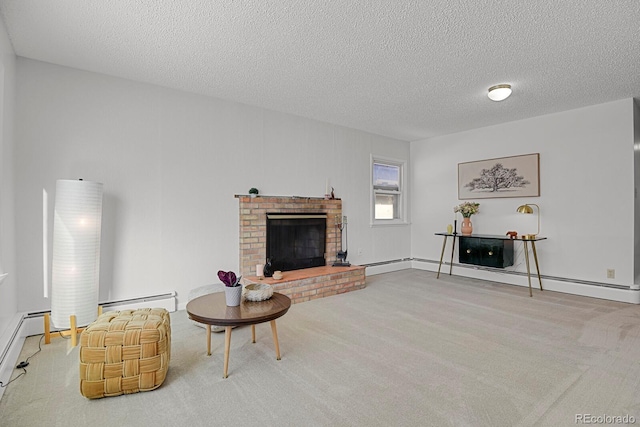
[14,58,411,313]
[411,99,635,291]
[0,16,17,343]
[14,57,635,314]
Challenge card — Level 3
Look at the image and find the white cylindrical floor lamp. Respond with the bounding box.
[51,179,103,341]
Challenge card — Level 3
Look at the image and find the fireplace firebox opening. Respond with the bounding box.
[266,213,327,272]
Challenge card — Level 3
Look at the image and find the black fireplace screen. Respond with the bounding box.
[266,214,326,271]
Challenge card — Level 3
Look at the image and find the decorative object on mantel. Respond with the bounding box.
[325,179,331,199]
[263,258,273,278]
[244,283,273,301]
[218,270,243,306]
[454,201,479,236]
[248,187,259,198]
[516,203,540,239]
[506,231,518,239]
[272,270,283,280]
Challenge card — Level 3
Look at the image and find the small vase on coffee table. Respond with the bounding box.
[224,286,243,306]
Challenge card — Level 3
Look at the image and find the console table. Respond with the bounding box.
[435,233,547,297]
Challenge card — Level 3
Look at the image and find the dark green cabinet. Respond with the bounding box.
[459,236,514,268]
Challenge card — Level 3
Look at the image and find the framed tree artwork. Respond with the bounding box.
[458,153,540,199]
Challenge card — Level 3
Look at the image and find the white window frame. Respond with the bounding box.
[370,155,408,226]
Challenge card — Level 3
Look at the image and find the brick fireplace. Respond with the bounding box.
[236,195,365,303]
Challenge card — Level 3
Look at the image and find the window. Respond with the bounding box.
[371,156,407,225]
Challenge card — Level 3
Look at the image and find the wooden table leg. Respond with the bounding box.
[206,324,212,356]
[251,324,256,343]
[437,236,447,279]
[44,313,51,344]
[270,320,281,360]
[70,315,78,347]
[531,241,543,291]
[523,240,533,297]
[223,326,232,378]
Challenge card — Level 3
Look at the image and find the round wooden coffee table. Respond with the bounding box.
[186,292,291,378]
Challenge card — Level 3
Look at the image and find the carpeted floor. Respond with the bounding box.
[1,269,640,426]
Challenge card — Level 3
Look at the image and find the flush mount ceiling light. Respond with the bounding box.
[488,84,512,101]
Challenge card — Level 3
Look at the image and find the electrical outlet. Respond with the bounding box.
[607,269,615,279]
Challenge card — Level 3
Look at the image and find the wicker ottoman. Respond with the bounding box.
[79,308,171,399]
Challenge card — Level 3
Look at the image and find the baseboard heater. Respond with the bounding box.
[412,258,634,291]
[363,258,412,268]
[0,315,25,373]
[22,292,177,337]
[25,291,176,321]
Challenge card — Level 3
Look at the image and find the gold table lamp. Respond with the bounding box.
[516,204,540,239]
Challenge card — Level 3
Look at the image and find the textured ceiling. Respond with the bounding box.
[1,1,639,141]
